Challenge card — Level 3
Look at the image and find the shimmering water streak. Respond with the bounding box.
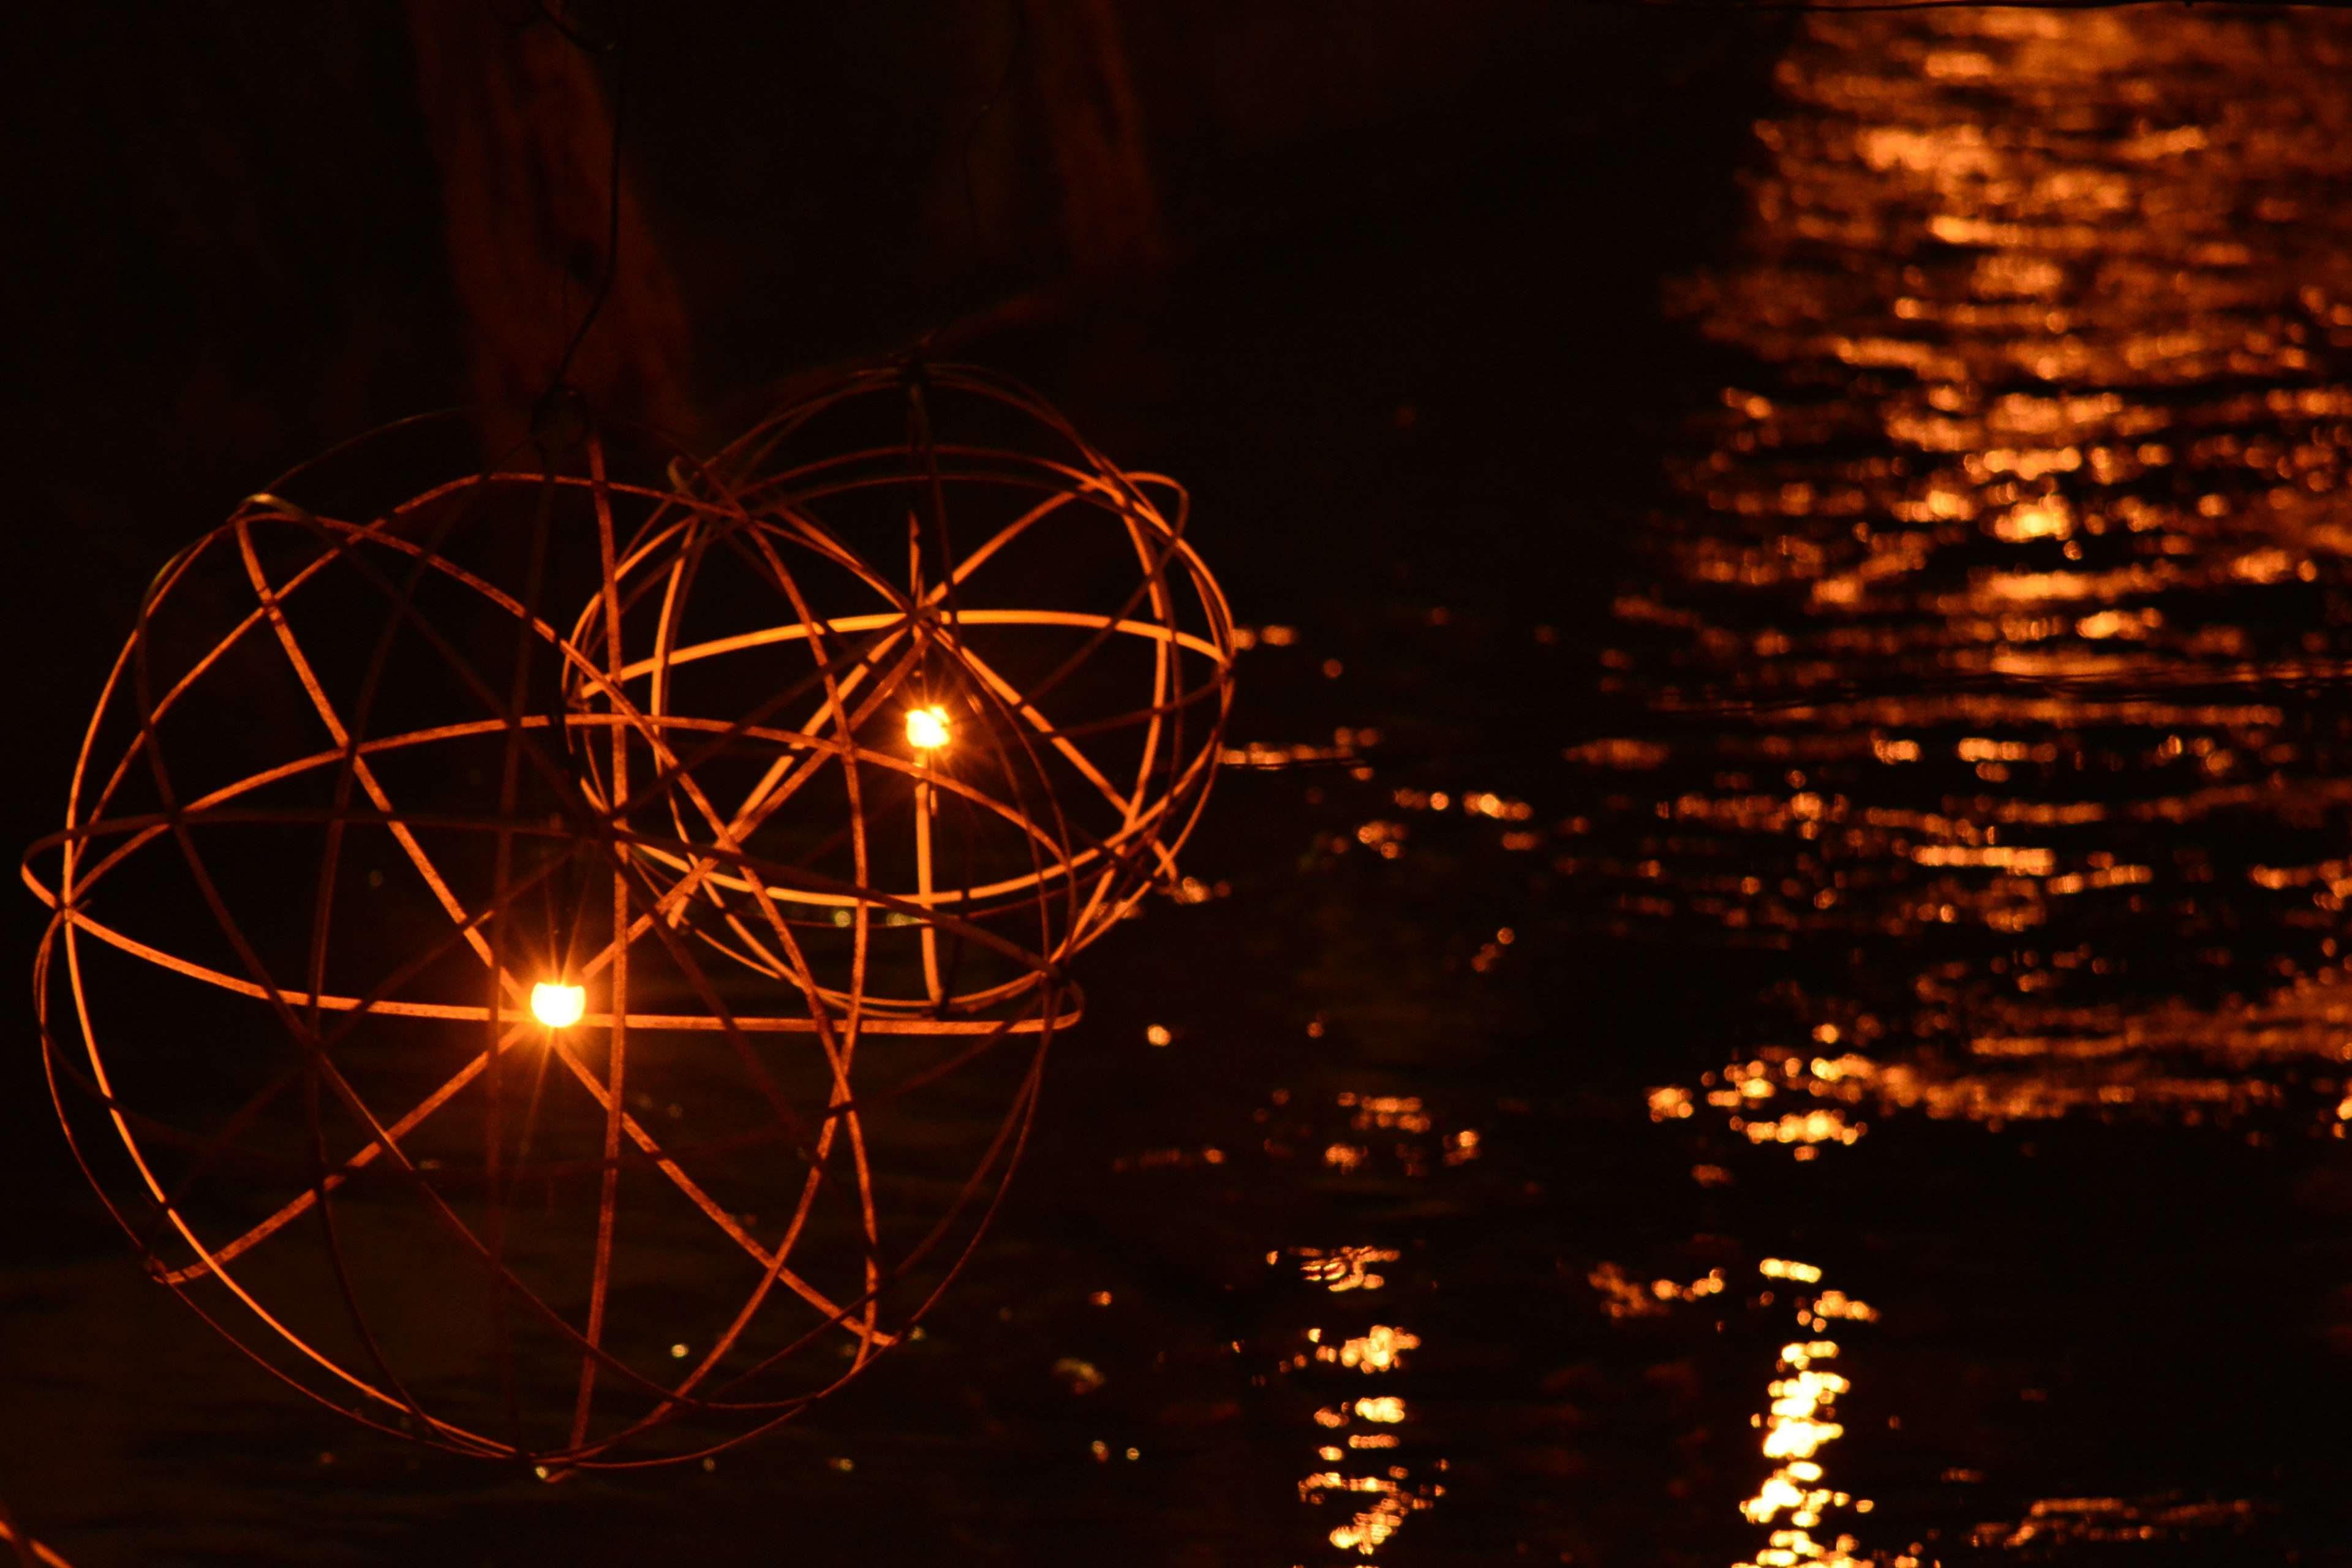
[1257,1089,1469,1560]
[1588,7,2352,1133]
[1731,1261,1882,1568]
[1295,1314,1438,1556]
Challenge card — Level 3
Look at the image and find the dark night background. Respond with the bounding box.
[12,4,2352,1566]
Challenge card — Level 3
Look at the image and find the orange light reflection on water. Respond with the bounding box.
[1279,1091,1453,1561]
[1295,1314,1442,1556]
[1732,1265,1879,1568]
[1590,2,2352,1153]
[1608,9,2352,1562]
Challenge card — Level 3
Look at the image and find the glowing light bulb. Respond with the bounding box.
[531,981,586,1028]
[906,706,951,751]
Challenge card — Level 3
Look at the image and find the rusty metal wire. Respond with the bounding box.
[0,1498,72,1568]
[603,360,1236,1010]
[23,369,1232,1468]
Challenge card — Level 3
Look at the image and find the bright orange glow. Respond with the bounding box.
[530,981,586,1028]
[1295,1280,1439,1558]
[1300,1245,1400,1292]
[1337,1324,1420,1373]
[1733,1265,1872,1567]
[905,705,951,750]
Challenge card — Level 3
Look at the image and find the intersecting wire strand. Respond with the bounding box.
[28,479,865,1457]
[213,494,681,1449]
[284,472,905,1439]
[48,719,846,1457]
[616,423,1147,1420]
[707,369,1227,951]
[0,1500,70,1568]
[28,388,1229,1463]
[32,385,1213,1466]
[27,0,989,1457]
[510,394,1232,1382]
[633,383,1152,1365]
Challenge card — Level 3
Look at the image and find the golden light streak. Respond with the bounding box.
[1733,1264,1873,1568]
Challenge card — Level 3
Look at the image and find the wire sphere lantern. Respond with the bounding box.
[21,404,1147,1468]
[572,361,1236,1017]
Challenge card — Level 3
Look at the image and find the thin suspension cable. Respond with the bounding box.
[538,0,634,419]
[920,0,1031,352]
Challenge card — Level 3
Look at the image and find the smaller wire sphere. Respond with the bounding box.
[24,409,1101,1468]
[571,363,1236,1016]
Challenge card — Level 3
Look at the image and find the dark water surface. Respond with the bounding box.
[12,9,2352,1567]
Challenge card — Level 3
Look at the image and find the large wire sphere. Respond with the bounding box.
[570,363,1235,1015]
[21,386,1216,1467]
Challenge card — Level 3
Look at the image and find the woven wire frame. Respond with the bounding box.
[20,402,1180,1467]
[601,361,1236,1009]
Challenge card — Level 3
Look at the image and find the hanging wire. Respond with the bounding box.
[530,0,635,435]
[918,0,1031,353]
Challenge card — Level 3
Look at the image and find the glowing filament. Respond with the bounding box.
[531,982,586,1028]
[906,706,951,751]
